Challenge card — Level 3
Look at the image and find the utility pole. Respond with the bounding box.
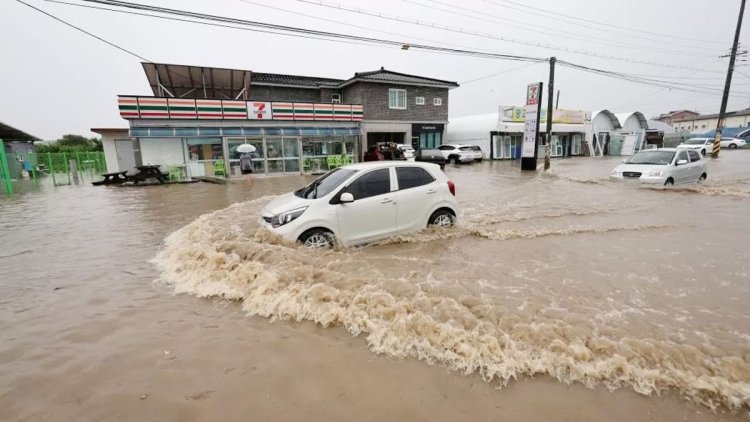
[712,0,746,159]
[544,57,556,170]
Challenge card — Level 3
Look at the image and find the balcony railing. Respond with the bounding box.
[118,96,363,122]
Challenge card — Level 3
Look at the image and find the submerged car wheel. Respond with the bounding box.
[701,149,706,156]
[429,209,455,227]
[299,229,335,249]
[698,173,707,183]
[664,178,674,187]
[448,156,459,164]
[728,143,737,149]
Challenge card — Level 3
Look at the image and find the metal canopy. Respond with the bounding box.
[142,62,252,100]
[0,120,40,142]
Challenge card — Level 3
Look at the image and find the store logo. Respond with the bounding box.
[249,102,273,120]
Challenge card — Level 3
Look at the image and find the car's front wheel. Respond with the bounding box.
[698,173,707,183]
[298,229,335,249]
[428,209,455,227]
[664,177,674,186]
[728,143,737,149]
[700,149,706,156]
[448,156,458,164]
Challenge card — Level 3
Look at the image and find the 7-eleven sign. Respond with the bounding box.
[247,101,273,120]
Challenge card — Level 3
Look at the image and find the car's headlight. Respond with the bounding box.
[647,170,663,177]
[271,206,308,228]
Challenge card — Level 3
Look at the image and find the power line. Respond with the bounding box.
[296,0,727,72]
[15,0,150,62]
[406,0,719,56]
[480,0,728,45]
[236,0,522,56]
[38,0,749,96]
[460,62,540,84]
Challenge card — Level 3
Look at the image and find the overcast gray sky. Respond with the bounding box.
[1,0,748,139]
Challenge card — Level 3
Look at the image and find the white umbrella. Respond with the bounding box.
[235,143,257,154]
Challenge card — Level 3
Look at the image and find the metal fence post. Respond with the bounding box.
[0,140,14,195]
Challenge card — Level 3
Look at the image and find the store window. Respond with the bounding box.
[186,138,223,177]
[388,89,407,109]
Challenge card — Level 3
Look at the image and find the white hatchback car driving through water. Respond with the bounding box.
[260,162,458,248]
[610,148,707,186]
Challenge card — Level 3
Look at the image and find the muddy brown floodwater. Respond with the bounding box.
[1,153,749,421]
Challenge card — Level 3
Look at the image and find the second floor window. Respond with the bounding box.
[415,96,425,105]
[433,98,443,106]
[389,89,407,109]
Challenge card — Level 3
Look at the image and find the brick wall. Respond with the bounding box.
[354,82,449,121]
[342,84,364,105]
[319,88,343,103]
[249,86,320,102]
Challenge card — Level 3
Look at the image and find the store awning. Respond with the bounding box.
[130,126,361,137]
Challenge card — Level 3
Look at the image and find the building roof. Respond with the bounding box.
[672,107,750,123]
[139,63,458,98]
[250,72,343,88]
[341,67,459,88]
[91,128,129,134]
[0,120,41,142]
[615,112,648,129]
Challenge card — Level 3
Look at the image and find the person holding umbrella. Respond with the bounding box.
[235,143,257,175]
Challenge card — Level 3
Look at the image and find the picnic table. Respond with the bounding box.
[92,171,129,186]
[131,165,167,185]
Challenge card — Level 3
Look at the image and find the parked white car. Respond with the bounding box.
[678,137,746,155]
[610,148,707,186]
[459,145,484,162]
[437,144,475,164]
[397,144,416,161]
[260,162,459,248]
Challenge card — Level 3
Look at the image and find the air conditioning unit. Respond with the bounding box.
[331,93,341,104]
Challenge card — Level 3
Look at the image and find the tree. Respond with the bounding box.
[36,134,103,153]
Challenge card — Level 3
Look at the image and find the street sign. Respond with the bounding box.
[521,83,543,170]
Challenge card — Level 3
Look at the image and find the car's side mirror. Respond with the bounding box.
[340,192,354,203]
[676,159,688,166]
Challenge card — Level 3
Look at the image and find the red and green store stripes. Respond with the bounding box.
[222,100,247,119]
[196,100,223,119]
[137,98,169,119]
[314,104,334,121]
[118,97,139,119]
[351,105,363,121]
[294,103,315,121]
[272,102,295,120]
[167,98,197,118]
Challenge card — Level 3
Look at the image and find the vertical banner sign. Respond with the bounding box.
[522,83,542,158]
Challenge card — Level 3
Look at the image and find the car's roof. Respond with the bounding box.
[343,161,439,171]
[640,148,680,152]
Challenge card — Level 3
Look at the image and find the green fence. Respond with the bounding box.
[2,150,107,191]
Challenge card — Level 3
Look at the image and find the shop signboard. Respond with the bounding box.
[522,83,542,159]
[502,106,590,124]
[248,101,273,120]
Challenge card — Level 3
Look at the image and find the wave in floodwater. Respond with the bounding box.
[153,197,750,412]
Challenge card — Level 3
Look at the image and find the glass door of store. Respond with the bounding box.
[227,138,264,176]
[186,138,223,177]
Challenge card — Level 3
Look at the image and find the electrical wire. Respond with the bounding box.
[460,62,540,85]
[479,0,729,45]
[30,0,749,97]
[15,0,150,62]
[296,0,727,72]
[405,0,719,56]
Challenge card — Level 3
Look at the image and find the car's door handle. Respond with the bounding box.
[426,189,436,194]
[381,198,392,204]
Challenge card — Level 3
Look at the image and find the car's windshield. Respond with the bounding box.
[684,139,707,145]
[626,151,676,165]
[294,168,358,199]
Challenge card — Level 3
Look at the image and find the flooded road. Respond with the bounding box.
[1,152,749,421]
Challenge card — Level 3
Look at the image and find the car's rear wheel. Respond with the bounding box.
[299,229,335,249]
[698,173,707,183]
[728,143,737,149]
[664,178,674,186]
[448,156,458,164]
[428,209,455,227]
